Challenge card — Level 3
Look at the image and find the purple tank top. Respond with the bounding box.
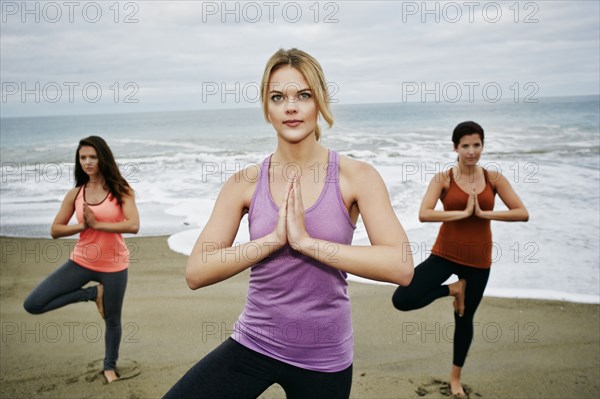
[232,150,356,372]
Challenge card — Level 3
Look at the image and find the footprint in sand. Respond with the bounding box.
[64,358,141,385]
[36,383,57,393]
[412,377,481,398]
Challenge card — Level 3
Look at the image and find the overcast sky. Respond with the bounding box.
[1,0,599,117]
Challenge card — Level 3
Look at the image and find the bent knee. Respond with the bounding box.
[23,299,45,315]
[392,299,415,312]
[391,290,416,311]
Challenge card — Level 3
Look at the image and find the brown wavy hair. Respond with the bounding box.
[74,136,131,204]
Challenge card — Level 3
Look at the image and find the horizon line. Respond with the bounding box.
[1,93,598,120]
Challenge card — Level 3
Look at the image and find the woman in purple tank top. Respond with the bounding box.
[163,49,415,399]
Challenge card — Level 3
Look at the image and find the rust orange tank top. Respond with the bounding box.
[70,185,130,272]
[431,168,496,269]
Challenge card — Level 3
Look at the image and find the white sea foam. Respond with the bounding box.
[484,288,600,304]
[167,229,201,256]
[2,98,598,304]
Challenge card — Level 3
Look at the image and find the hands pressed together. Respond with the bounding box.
[272,173,312,251]
[82,203,97,230]
[464,184,486,219]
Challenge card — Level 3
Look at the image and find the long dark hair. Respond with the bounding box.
[74,136,131,204]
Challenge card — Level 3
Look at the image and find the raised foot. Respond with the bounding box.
[450,279,466,317]
[95,284,105,319]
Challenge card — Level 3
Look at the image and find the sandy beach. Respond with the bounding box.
[1,235,598,399]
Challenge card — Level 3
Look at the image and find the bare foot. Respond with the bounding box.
[450,279,466,317]
[450,379,466,397]
[103,369,119,384]
[95,284,105,319]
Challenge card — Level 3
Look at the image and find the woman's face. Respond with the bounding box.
[78,145,100,177]
[266,66,318,144]
[455,133,483,166]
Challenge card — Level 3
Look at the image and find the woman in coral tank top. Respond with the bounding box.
[24,136,139,384]
[163,48,415,399]
[392,121,529,397]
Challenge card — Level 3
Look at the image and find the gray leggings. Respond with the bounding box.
[23,259,128,370]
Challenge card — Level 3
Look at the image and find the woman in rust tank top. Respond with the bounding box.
[392,121,529,397]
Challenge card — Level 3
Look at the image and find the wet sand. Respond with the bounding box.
[1,236,598,398]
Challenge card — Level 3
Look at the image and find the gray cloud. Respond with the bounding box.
[1,0,598,117]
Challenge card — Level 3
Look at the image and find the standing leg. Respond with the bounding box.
[392,255,454,311]
[450,265,490,396]
[97,268,128,376]
[23,260,97,314]
[279,363,353,399]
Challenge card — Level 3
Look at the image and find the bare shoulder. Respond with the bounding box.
[485,168,503,180]
[484,167,506,188]
[56,186,81,214]
[338,155,387,207]
[437,169,452,183]
[65,186,81,201]
[339,154,379,182]
[433,169,452,189]
[220,165,260,210]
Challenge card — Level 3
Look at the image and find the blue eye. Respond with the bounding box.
[271,94,283,103]
[299,92,311,100]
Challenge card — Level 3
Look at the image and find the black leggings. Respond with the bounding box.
[23,259,128,370]
[392,255,490,367]
[163,338,353,399]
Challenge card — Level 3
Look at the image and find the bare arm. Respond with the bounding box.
[85,188,140,234]
[50,188,86,239]
[288,161,414,286]
[475,172,529,221]
[418,172,474,222]
[185,169,290,290]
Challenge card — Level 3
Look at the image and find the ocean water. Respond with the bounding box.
[1,96,599,303]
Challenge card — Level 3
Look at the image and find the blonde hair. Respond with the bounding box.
[260,48,334,141]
